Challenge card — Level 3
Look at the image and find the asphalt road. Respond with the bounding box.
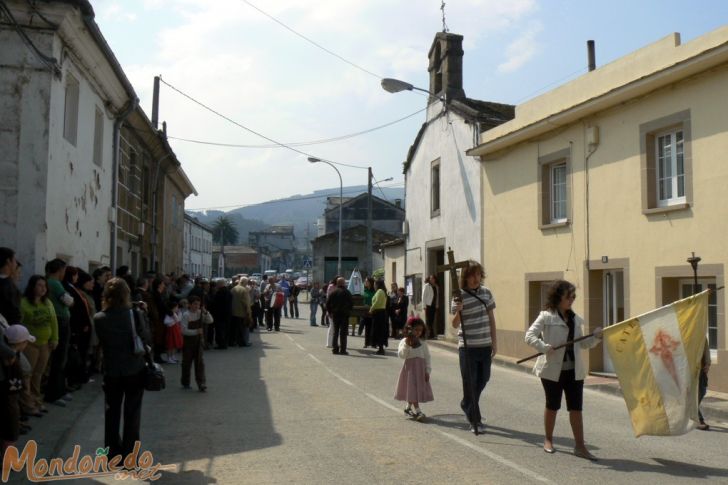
[55,307,728,484]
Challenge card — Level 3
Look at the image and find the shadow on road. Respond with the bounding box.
[596,457,728,479]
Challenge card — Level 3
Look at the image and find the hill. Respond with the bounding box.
[188,185,404,248]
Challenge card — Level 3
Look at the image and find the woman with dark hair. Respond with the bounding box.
[394,287,409,336]
[388,282,399,338]
[19,275,58,415]
[94,277,151,461]
[370,279,389,355]
[525,280,602,459]
[450,260,497,433]
[63,267,92,387]
[423,275,439,339]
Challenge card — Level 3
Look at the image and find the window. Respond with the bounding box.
[142,167,150,204]
[63,74,80,145]
[93,107,104,166]
[656,130,685,207]
[640,110,692,214]
[551,163,567,222]
[538,148,570,228]
[431,159,441,217]
[129,151,138,194]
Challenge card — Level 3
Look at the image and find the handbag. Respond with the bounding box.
[129,310,145,355]
[131,309,166,391]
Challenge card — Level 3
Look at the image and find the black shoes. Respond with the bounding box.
[340,351,349,355]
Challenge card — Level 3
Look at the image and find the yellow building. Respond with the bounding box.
[469,28,728,391]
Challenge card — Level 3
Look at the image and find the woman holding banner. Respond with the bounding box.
[525,280,602,460]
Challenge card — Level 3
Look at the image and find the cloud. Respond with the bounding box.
[497,21,543,73]
[97,0,541,209]
[97,2,137,22]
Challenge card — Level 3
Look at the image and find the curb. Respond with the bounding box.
[426,338,728,424]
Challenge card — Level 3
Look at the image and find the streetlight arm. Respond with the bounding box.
[381,77,444,102]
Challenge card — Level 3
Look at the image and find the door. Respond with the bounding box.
[679,279,717,360]
[602,270,624,373]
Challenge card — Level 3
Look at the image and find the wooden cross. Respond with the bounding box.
[436,247,469,301]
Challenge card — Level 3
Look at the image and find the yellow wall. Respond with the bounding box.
[482,63,728,391]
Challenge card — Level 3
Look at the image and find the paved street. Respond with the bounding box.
[9,305,727,485]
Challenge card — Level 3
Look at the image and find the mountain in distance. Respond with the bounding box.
[187,185,405,248]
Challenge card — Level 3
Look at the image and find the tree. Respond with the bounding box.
[212,216,239,246]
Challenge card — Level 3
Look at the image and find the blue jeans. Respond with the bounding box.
[310,302,318,325]
[458,346,492,424]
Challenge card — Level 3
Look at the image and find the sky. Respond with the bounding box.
[93,0,728,212]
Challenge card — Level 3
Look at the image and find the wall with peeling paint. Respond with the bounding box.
[0,19,114,280]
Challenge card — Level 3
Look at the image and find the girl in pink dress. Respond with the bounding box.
[164,301,183,363]
[394,317,434,421]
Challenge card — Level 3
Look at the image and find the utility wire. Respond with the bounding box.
[241,0,381,80]
[159,77,370,170]
[0,0,60,76]
[187,181,404,212]
[166,106,427,149]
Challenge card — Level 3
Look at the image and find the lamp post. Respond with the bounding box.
[367,173,393,277]
[308,157,342,277]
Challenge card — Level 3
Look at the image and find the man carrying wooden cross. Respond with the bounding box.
[441,252,498,434]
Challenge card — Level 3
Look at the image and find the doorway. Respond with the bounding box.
[602,270,625,373]
[426,247,445,338]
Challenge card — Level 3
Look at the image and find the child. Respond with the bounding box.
[394,317,433,421]
[2,325,35,451]
[164,300,183,363]
[180,296,212,392]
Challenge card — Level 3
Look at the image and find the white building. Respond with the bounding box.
[183,214,213,278]
[400,32,513,338]
[0,0,136,277]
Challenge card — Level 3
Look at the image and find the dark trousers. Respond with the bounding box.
[182,335,206,388]
[289,298,299,318]
[229,316,249,346]
[359,316,372,346]
[214,317,228,348]
[252,304,263,327]
[45,317,70,402]
[205,323,214,348]
[320,304,329,326]
[103,370,145,460]
[332,314,348,352]
[459,346,492,424]
[426,305,437,338]
[698,370,709,423]
[267,307,281,331]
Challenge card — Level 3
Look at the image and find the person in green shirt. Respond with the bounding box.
[44,258,73,406]
[359,277,375,347]
[20,275,58,414]
[370,280,389,355]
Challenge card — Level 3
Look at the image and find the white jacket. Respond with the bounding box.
[422,283,435,307]
[525,310,600,382]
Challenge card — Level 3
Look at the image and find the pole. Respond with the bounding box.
[688,252,701,296]
[367,166,373,278]
[152,76,160,129]
[337,170,343,277]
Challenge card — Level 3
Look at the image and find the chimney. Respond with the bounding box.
[428,32,465,101]
[587,40,596,72]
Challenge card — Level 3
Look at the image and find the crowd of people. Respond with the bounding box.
[0,245,312,461]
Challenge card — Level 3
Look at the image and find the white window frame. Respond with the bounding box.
[655,129,686,207]
[550,162,567,223]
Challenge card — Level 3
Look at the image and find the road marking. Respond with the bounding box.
[327,369,354,386]
[365,392,401,413]
[307,354,322,364]
[295,343,305,351]
[435,430,556,484]
[285,334,294,341]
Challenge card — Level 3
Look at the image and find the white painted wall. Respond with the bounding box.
[405,102,481,337]
[184,216,213,278]
[0,26,114,280]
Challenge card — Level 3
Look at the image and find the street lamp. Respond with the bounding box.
[308,157,343,277]
[381,77,444,103]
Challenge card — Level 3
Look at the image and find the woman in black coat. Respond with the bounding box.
[210,279,232,349]
[94,277,151,461]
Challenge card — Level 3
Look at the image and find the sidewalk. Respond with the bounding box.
[427,337,728,424]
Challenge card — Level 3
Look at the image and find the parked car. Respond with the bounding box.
[294,276,309,288]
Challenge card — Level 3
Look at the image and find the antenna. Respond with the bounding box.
[440,1,449,33]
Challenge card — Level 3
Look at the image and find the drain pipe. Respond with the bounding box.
[110,98,138,271]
